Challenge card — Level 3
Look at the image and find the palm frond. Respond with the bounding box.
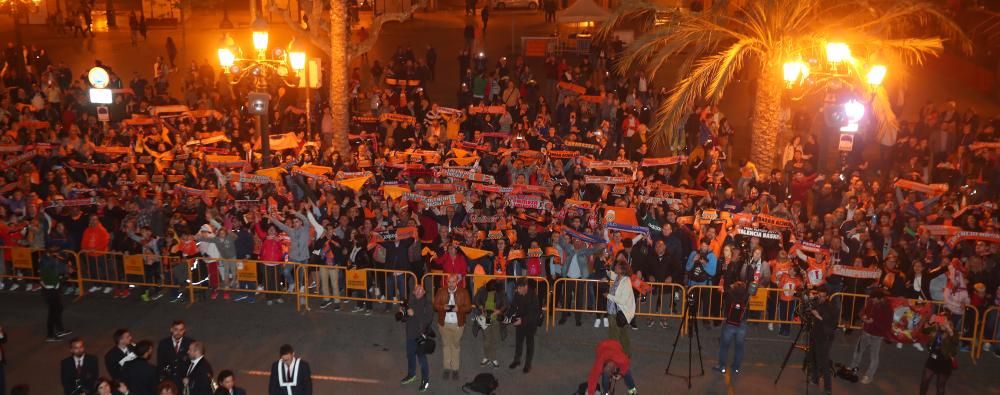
[705,40,757,103]
[596,0,658,42]
[838,0,971,54]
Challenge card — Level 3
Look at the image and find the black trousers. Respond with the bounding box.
[810,338,833,392]
[43,288,64,337]
[1,363,6,395]
[512,325,536,366]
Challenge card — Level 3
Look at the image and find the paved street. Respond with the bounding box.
[1,291,998,394]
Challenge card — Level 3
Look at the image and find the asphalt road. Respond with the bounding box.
[1,290,997,394]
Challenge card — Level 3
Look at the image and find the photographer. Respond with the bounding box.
[472,280,507,369]
[807,285,839,395]
[509,279,542,374]
[40,245,72,342]
[400,285,432,392]
[714,281,750,375]
[847,288,891,384]
[586,339,638,395]
[919,313,959,395]
[685,238,718,320]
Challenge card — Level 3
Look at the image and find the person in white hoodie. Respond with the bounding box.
[606,261,636,356]
[195,224,223,300]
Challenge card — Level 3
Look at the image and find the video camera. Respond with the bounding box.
[394,299,410,323]
[794,290,819,326]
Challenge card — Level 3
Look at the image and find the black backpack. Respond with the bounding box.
[462,373,499,394]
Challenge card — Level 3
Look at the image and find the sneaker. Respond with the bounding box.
[983,343,991,352]
[120,289,130,298]
[87,286,100,293]
[627,388,638,395]
[452,371,459,380]
[276,297,285,304]
[896,343,903,350]
[768,323,775,331]
[141,293,150,302]
[418,380,429,392]
[234,294,249,302]
[210,290,219,300]
[103,286,112,294]
[442,370,450,380]
[246,296,256,304]
[63,287,75,296]
[8,283,20,292]
[45,337,61,342]
[320,300,334,309]
[56,330,72,338]
[364,308,372,316]
[509,361,521,369]
[352,306,365,313]
[490,360,500,369]
[151,292,164,301]
[223,292,231,300]
[960,344,971,353]
[603,318,609,328]
[400,375,416,385]
[732,369,740,375]
[712,365,726,374]
[659,320,669,329]
[522,365,531,373]
[594,319,601,328]
[860,376,872,384]
[0,282,5,291]
[169,294,184,303]
[332,303,341,311]
[267,300,274,306]
[480,358,489,367]
[913,343,925,352]
[630,321,638,330]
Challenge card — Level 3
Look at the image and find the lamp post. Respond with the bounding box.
[218,18,308,168]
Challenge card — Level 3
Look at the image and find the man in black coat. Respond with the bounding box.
[508,279,541,373]
[156,320,195,388]
[60,338,100,395]
[183,341,214,395]
[122,340,157,395]
[268,344,312,395]
[214,370,248,395]
[104,328,134,381]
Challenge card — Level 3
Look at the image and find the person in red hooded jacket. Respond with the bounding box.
[80,215,111,294]
[587,339,637,395]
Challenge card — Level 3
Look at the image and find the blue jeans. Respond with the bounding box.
[718,322,747,370]
[600,371,636,392]
[387,273,409,301]
[406,337,429,380]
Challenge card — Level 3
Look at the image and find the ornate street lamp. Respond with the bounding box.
[2,0,43,45]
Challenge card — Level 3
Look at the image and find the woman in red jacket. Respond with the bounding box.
[587,339,638,395]
[254,218,286,304]
[435,243,467,289]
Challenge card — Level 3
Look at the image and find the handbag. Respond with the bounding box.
[416,327,437,355]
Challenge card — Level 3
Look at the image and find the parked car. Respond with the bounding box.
[491,0,539,10]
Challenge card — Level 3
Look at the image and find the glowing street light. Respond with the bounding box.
[287,38,307,72]
[783,61,809,86]
[866,64,887,86]
[218,48,235,69]
[251,17,269,53]
[826,42,851,63]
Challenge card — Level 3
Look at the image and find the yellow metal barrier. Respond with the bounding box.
[634,281,687,321]
[686,285,800,325]
[76,250,185,299]
[977,306,1000,360]
[548,277,614,329]
[0,247,83,296]
[421,272,551,330]
[298,264,419,312]
[186,258,304,310]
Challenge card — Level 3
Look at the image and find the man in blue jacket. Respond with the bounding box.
[686,237,718,320]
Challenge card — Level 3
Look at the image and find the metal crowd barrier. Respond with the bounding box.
[297,264,419,312]
[76,250,185,299]
[422,272,551,330]
[185,258,304,310]
[0,246,81,292]
[977,306,1000,360]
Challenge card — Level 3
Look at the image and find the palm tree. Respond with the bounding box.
[274,0,428,157]
[600,0,970,172]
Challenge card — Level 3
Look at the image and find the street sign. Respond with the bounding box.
[89,88,113,104]
[88,67,110,88]
[97,106,110,122]
[839,133,854,152]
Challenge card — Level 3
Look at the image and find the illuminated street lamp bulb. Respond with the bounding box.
[251,17,270,51]
[826,42,851,63]
[218,48,235,68]
[289,51,307,71]
[866,64,887,86]
[844,100,865,123]
[782,61,808,85]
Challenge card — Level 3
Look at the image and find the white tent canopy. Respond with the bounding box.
[556,0,611,23]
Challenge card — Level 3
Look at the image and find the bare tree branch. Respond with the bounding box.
[349,0,429,59]
[270,4,332,55]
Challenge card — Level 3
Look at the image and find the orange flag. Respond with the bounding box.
[460,246,492,260]
[337,175,372,192]
[269,133,300,151]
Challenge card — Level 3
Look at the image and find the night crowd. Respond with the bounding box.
[0,21,999,394]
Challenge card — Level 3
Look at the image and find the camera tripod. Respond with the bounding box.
[774,316,815,394]
[665,290,705,389]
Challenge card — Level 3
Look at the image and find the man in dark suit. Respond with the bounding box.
[59,338,100,395]
[214,370,247,395]
[121,340,157,395]
[183,341,213,395]
[156,320,195,388]
[268,344,312,395]
[104,328,135,381]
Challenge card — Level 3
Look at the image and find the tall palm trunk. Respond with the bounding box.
[750,63,783,174]
[329,0,351,157]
